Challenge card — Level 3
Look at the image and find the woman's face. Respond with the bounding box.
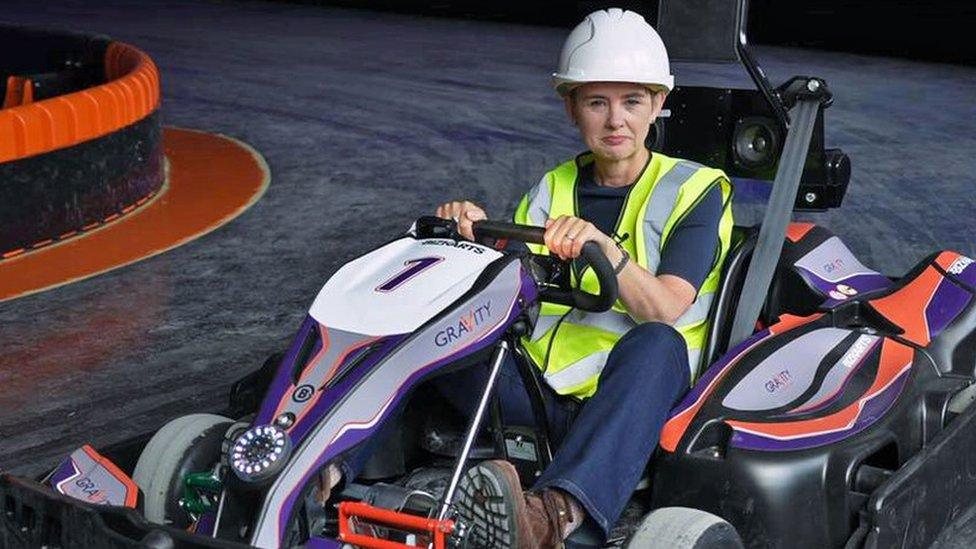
[566,82,666,162]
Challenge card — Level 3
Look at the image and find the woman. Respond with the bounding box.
[437,8,734,548]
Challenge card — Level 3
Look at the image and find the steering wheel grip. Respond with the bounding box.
[472,220,618,313]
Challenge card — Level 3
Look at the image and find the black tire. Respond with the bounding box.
[132,413,233,526]
[625,507,744,549]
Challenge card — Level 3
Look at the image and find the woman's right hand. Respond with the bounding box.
[435,200,487,241]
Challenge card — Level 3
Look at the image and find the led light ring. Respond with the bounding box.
[229,425,292,483]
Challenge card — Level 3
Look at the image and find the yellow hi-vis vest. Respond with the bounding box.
[513,152,734,399]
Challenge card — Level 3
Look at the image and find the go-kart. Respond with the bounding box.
[3,1,976,548]
[2,216,624,549]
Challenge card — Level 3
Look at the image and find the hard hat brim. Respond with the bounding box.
[552,73,674,96]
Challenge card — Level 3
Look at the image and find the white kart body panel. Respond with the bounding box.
[309,237,503,335]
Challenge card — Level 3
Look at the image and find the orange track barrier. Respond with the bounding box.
[0,41,160,163]
[0,127,269,302]
[2,76,34,109]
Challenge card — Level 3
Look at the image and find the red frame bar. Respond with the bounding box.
[337,501,455,549]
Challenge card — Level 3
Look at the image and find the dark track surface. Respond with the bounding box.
[0,0,974,543]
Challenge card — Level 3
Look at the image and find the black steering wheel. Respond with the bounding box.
[471,220,619,313]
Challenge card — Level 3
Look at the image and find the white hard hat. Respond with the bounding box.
[552,8,674,95]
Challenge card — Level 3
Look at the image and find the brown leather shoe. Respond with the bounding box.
[456,460,585,548]
[519,488,585,548]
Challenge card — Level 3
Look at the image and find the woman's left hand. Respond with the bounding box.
[543,215,615,260]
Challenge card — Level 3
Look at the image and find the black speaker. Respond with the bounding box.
[731,116,781,171]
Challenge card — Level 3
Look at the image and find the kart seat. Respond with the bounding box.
[698,225,757,378]
[697,223,891,379]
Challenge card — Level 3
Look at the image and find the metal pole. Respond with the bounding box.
[437,340,509,521]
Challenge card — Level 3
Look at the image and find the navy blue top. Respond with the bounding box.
[576,159,723,291]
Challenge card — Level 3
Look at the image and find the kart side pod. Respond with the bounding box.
[654,250,976,548]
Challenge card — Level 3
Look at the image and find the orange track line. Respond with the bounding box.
[0,127,270,302]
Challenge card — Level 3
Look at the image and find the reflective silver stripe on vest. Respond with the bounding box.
[642,161,700,271]
[524,174,552,226]
[642,161,712,375]
[544,350,611,392]
[675,290,714,330]
[529,314,562,342]
[569,308,636,335]
[687,347,703,380]
[530,308,636,342]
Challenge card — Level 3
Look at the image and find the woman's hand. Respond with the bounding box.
[543,215,618,261]
[435,200,487,241]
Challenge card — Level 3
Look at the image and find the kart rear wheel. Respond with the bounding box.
[133,413,234,526]
[625,507,743,549]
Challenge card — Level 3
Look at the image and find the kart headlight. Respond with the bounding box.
[229,424,292,483]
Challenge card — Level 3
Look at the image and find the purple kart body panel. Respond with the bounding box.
[239,237,534,547]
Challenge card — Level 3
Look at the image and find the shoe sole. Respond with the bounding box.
[455,461,523,549]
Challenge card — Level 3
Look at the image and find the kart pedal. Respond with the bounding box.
[337,501,455,549]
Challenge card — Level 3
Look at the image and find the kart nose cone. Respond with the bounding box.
[229,424,292,483]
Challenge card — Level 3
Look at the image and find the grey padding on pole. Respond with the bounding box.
[727,98,820,346]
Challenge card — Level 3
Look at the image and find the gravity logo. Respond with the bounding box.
[822,258,846,275]
[435,301,492,347]
[764,370,793,393]
[73,476,108,504]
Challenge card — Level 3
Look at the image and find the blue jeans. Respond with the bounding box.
[435,322,691,537]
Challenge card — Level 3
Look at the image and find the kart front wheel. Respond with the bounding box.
[625,507,743,549]
[133,413,234,526]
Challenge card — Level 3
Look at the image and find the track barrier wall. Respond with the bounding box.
[0,25,163,258]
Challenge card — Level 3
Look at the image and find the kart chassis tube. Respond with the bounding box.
[338,501,454,549]
[438,340,510,520]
